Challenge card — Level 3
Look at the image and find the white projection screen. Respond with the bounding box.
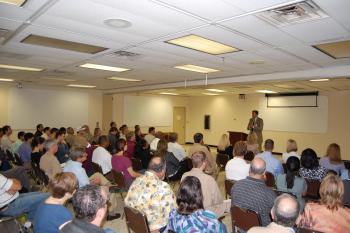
[259,95,328,133]
[123,95,172,127]
[8,88,89,129]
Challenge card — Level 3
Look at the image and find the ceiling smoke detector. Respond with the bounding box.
[257,0,328,27]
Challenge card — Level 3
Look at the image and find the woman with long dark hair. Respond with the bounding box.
[276,156,307,210]
[167,176,226,233]
[299,148,327,181]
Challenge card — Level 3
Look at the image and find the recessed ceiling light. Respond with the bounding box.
[79,63,130,72]
[0,64,43,71]
[174,64,219,73]
[0,78,14,82]
[67,84,96,88]
[256,90,277,93]
[202,92,219,96]
[104,19,132,29]
[160,92,179,95]
[41,77,76,82]
[0,0,27,7]
[309,78,329,82]
[107,77,142,82]
[166,34,240,55]
[205,88,227,93]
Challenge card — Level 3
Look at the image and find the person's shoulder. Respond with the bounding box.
[199,209,218,219]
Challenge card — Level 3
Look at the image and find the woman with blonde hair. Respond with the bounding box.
[246,132,259,155]
[320,143,345,174]
[217,134,233,159]
[297,174,350,233]
[282,139,300,163]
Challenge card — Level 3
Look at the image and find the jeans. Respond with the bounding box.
[0,192,49,221]
[104,228,116,233]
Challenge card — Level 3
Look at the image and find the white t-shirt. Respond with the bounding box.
[167,142,186,161]
[92,146,112,174]
[225,157,250,181]
[150,138,160,151]
[282,151,300,164]
[0,174,19,208]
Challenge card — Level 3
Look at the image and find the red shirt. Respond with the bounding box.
[111,155,133,182]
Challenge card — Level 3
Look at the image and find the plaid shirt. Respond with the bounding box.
[231,176,276,226]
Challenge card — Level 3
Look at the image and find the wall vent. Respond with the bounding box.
[257,0,328,27]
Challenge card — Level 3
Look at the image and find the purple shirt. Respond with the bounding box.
[18,142,32,162]
[126,140,136,159]
[111,155,133,182]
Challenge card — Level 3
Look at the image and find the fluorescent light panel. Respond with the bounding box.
[0,0,27,7]
[0,64,43,71]
[205,88,226,93]
[80,63,130,72]
[202,92,219,96]
[313,40,350,59]
[67,84,96,88]
[256,90,277,93]
[0,78,14,82]
[160,92,179,95]
[174,64,219,73]
[41,77,76,82]
[309,78,329,82]
[107,77,142,82]
[166,34,240,55]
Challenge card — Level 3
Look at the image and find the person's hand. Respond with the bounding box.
[90,177,101,185]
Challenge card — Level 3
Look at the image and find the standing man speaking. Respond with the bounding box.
[247,110,264,151]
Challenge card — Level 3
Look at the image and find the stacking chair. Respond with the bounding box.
[124,206,150,233]
[304,179,321,200]
[111,170,127,199]
[224,179,235,198]
[231,205,261,233]
[265,172,276,188]
[216,153,230,179]
[0,216,23,233]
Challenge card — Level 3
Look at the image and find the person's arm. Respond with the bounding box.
[7,178,22,195]
[255,118,264,131]
[127,167,141,178]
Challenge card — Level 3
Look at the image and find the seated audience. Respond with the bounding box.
[320,143,345,175]
[144,126,156,145]
[276,156,307,210]
[246,132,260,155]
[125,156,176,233]
[81,125,93,143]
[188,133,216,175]
[31,136,45,167]
[74,127,89,148]
[150,131,163,151]
[50,128,59,140]
[112,139,141,188]
[60,185,115,233]
[65,127,75,147]
[257,139,283,177]
[182,151,229,217]
[92,127,102,145]
[217,133,233,159]
[11,131,24,153]
[92,136,113,175]
[168,176,227,233]
[231,158,276,226]
[40,140,62,180]
[297,174,350,233]
[34,124,44,138]
[107,127,118,153]
[155,139,182,180]
[135,139,151,169]
[119,125,128,140]
[18,132,34,169]
[42,127,50,140]
[34,172,78,233]
[299,148,327,181]
[1,125,13,150]
[110,121,117,129]
[0,173,49,224]
[82,144,97,177]
[56,131,69,164]
[134,124,141,133]
[248,194,300,233]
[282,139,300,164]
[64,147,120,220]
[0,166,32,192]
[244,150,255,162]
[125,131,136,159]
[167,132,187,162]
[225,141,250,181]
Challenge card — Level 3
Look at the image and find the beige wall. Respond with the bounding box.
[186,91,350,160]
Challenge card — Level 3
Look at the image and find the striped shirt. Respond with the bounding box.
[0,174,18,208]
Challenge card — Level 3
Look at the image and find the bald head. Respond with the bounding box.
[272,194,300,227]
[250,157,266,176]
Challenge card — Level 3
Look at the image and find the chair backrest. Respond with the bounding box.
[124,206,150,233]
[0,216,22,233]
[231,205,261,231]
[4,150,15,162]
[225,179,235,197]
[92,162,103,174]
[216,153,230,169]
[297,227,324,233]
[31,161,48,186]
[305,180,321,199]
[131,158,143,171]
[111,169,127,189]
[265,172,275,188]
[14,153,24,166]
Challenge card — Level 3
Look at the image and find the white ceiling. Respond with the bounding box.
[0,0,349,92]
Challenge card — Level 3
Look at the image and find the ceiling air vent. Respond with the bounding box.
[112,50,140,57]
[257,0,328,27]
